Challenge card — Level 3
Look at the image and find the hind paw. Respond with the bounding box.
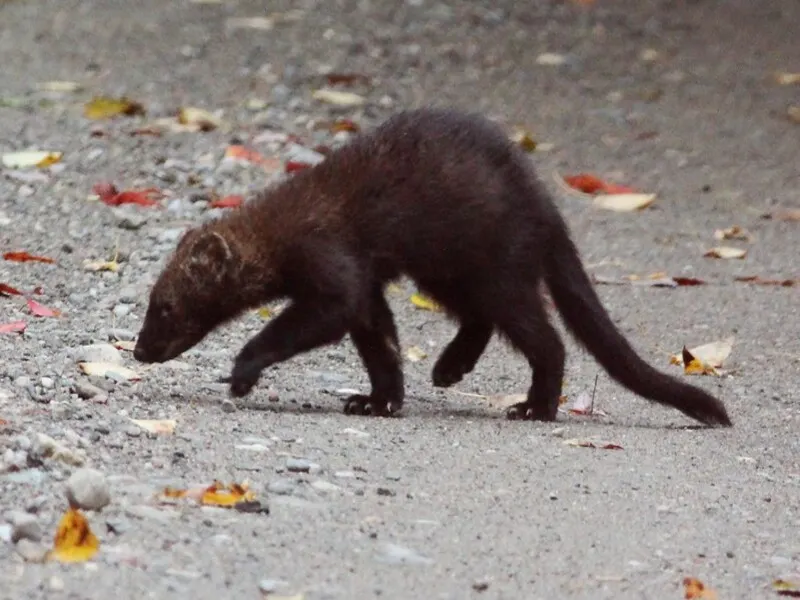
[506,401,557,422]
[343,394,401,417]
[432,358,471,388]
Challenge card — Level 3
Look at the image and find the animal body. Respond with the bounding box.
[133,108,731,427]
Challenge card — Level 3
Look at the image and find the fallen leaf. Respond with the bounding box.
[734,275,796,287]
[510,127,537,152]
[682,576,718,600]
[0,283,23,296]
[564,438,623,450]
[312,88,366,106]
[671,277,707,287]
[92,182,164,207]
[410,293,442,312]
[3,251,55,264]
[566,391,609,416]
[285,160,312,173]
[112,340,136,352]
[774,72,800,85]
[27,298,60,318]
[564,173,637,195]
[2,150,62,169]
[83,96,145,120]
[37,80,83,93]
[48,507,99,563]
[788,106,800,124]
[130,419,176,435]
[329,118,360,133]
[225,16,275,31]
[325,73,370,86]
[405,346,428,362]
[78,362,140,381]
[773,579,800,597]
[0,320,26,334]
[714,225,753,242]
[224,145,282,171]
[162,481,258,508]
[536,52,567,66]
[762,207,800,222]
[209,195,244,209]
[83,259,120,273]
[486,393,527,409]
[592,193,656,212]
[704,246,747,260]
[670,336,734,376]
[176,107,222,132]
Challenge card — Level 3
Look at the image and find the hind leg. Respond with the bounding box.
[344,286,405,417]
[493,288,566,421]
[432,319,493,387]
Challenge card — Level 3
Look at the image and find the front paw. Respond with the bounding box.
[228,359,262,398]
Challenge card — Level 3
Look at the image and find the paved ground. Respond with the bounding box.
[1,0,798,599]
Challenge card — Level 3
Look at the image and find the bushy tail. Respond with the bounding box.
[544,224,731,427]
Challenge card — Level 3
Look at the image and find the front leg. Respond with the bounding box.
[228,299,351,397]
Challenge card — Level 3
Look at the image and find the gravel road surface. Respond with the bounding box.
[1,1,798,599]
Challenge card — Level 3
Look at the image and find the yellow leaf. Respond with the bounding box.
[405,346,428,362]
[682,576,718,600]
[774,72,800,85]
[592,193,656,212]
[130,419,176,435]
[510,127,537,152]
[78,362,140,381]
[773,579,800,594]
[83,96,145,120]
[312,89,366,106]
[713,225,753,242]
[703,246,747,259]
[177,106,222,132]
[2,150,62,169]
[162,481,257,508]
[788,105,800,124]
[83,259,120,273]
[37,80,83,93]
[48,507,99,563]
[670,337,734,377]
[410,293,442,312]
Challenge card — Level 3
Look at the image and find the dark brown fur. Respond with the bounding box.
[133,108,732,427]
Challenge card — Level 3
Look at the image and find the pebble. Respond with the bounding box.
[0,523,12,543]
[286,458,320,474]
[40,377,54,389]
[33,433,85,466]
[65,468,111,511]
[113,304,131,318]
[221,399,237,413]
[108,328,136,342]
[75,343,123,365]
[48,576,65,592]
[8,511,42,543]
[385,471,401,481]
[311,480,341,494]
[113,208,148,230]
[125,426,142,438]
[549,492,558,500]
[258,579,287,594]
[75,381,104,399]
[15,539,48,563]
[267,479,296,496]
[14,376,32,389]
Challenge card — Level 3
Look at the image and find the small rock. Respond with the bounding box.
[125,426,142,438]
[267,479,296,496]
[0,523,12,543]
[75,381,104,399]
[311,480,341,494]
[108,328,136,342]
[334,470,356,479]
[75,344,123,365]
[40,377,54,389]
[112,304,131,318]
[117,286,139,304]
[548,492,558,500]
[33,433,85,466]
[15,538,48,563]
[550,427,565,437]
[377,487,395,497]
[48,576,65,592]
[221,399,237,413]
[113,208,148,230]
[65,468,111,511]
[14,376,32,389]
[385,471,401,481]
[8,511,42,543]
[286,457,318,473]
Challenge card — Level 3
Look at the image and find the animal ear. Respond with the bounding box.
[186,231,236,281]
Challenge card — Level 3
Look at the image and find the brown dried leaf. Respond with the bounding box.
[704,246,747,260]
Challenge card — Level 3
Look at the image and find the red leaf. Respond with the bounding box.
[735,275,796,287]
[92,181,119,202]
[0,283,23,296]
[27,298,60,318]
[564,173,637,195]
[325,73,370,86]
[601,444,624,450]
[210,195,244,209]
[672,277,707,287]
[285,160,312,173]
[93,181,163,207]
[3,251,56,264]
[0,320,26,334]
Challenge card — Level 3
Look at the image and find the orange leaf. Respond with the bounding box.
[49,507,99,563]
[3,251,56,264]
[330,119,360,133]
[683,577,717,600]
[210,195,244,209]
[761,207,800,222]
[27,298,60,318]
[564,173,637,195]
[0,283,23,296]
[0,320,26,334]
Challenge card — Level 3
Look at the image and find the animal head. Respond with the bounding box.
[133,226,248,364]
